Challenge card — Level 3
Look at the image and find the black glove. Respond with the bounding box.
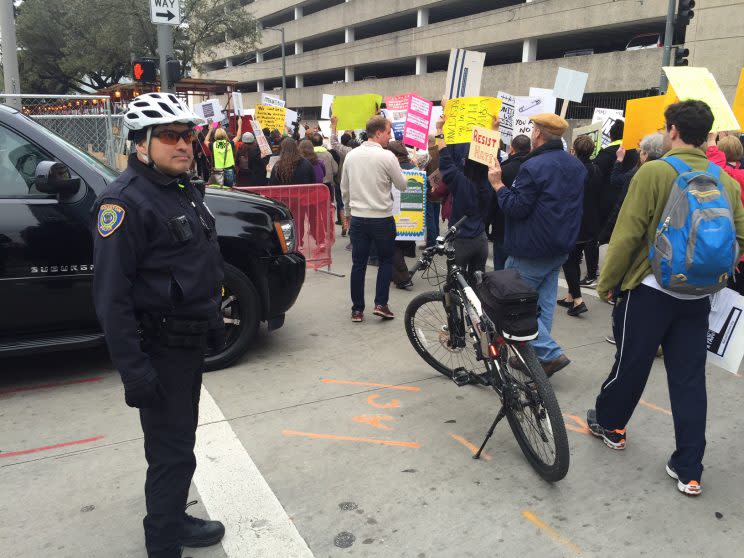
[124,376,165,409]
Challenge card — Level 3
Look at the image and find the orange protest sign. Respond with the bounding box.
[733,69,744,133]
[621,91,677,149]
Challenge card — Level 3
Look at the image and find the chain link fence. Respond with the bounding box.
[0,94,126,170]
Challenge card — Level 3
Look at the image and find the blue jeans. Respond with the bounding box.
[425,202,440,247]
[349,216,396,311]
[505,254,567,362]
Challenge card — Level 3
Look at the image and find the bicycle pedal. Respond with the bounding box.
[451,367,471,386]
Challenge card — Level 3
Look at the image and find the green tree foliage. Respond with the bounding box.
[15,0,260,93]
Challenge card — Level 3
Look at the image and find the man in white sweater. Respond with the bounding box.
[340,115,408,321]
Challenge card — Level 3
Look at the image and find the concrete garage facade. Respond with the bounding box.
[195,0,743,115]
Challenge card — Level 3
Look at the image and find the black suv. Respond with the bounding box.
[0,104,305,370]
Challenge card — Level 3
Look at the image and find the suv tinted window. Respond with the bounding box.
[0,124,54,198]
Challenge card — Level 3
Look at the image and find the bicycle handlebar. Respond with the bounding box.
[408,215,469,275]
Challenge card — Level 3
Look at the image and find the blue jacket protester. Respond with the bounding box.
[497,140,586,258]
[439,144,491,239]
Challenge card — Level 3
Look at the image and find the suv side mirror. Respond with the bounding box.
[35,161,81,196]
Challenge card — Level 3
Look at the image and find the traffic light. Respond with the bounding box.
[132,58,157,83]
[166,59,182,88]
[674,0,695,44]
[674,47,690,67]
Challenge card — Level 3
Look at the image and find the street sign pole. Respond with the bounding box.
[150,0,181,94]
[157,24,175,93]
[0,0,21,109]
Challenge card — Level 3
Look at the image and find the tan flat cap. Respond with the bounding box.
[530,113,569,136]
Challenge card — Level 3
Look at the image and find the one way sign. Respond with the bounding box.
[150,0,181,26]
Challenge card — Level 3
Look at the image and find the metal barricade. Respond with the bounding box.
[236,184,335,270]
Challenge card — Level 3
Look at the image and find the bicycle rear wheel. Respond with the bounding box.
[500,343,569,482]
[404,290,487,379]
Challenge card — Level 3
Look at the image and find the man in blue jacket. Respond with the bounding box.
[487,113,586,377]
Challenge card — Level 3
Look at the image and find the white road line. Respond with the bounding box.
[193,386,314,558]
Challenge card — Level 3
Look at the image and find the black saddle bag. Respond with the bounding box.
[476,269,538,341]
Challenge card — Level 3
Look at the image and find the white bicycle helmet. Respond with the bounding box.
[124,92,206,133]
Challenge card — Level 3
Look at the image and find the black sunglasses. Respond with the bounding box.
[152,129,196,145]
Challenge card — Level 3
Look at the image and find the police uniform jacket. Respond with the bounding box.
[93,153,224,390]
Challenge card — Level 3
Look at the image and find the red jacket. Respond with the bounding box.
[707,145,744,262]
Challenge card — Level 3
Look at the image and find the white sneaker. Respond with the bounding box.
[666,463,702,496]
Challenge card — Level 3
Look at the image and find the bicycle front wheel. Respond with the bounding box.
[501,343,569,482]
[404,290,487,379]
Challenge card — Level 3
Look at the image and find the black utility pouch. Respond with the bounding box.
[476,269,539,341]
[167,215,193,242]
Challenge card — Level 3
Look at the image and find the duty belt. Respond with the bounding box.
[139,313,209,349]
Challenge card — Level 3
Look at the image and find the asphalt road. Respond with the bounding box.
[2,234,743,558]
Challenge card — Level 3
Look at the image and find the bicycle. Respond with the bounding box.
[405,216,570,482]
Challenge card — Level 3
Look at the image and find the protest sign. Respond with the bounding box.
[255,104,287,132]
[429,106,444,133]
[265,155,280,179]
[443,96,502,144]
[592,108,625,148]
[516,95,552,118]
[707,288,744,374]
[733,69,744,133]
[513,115,534,137]
[249,118,273,158]
[231,92,244,116]
[403,94,433,150]
[333,94,383,130]
[317,120,332,139]
[529,87,557,114]
[622,94,675,149]
[195,99,223,123]
[285,108,299,130]
[468,126,501,167]
[497,92,516,144]
[384,94,411,111]
[383,94,411,141]
[572,121,603,159]
[663,67,740,132]
[552,67,589,104]
[392,169,427,242]
[321,94,334,119]
[445,48,486,99]
[261,93,286,108]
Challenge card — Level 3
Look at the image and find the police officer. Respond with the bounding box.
[92,93,226,558]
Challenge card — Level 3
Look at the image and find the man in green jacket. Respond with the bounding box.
[587,100,744,496]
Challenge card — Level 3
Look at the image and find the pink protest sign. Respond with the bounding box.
[384,94,412,111]
[402,94,433,150]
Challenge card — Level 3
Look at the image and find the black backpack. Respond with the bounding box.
[476,269,538,341]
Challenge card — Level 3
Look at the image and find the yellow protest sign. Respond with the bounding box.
[332,94,383,130]
[663,67,740,132]
[732,68,744,133]
[468,126,501,166]
[443,96,502,144]
[255,104,287,132]
[622,94,676,149]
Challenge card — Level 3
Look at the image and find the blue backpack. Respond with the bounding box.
[649,156,738,295]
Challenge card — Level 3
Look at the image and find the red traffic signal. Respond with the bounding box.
[132,59,157,83]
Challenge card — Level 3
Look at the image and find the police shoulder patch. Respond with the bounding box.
[97,203,126,237]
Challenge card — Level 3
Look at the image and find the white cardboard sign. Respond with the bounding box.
[552,67,589,103]
[231,92,244,116]
[529,87,557,114]
[592,108,625,148]
[260,93,286,108]
[707,288,744,374]
[445,48,486,99]
[321,94,334,119]
[497,92,516,145]
[195,99,223,123]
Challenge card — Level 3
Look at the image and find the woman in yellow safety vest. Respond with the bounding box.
[205,126,237,187]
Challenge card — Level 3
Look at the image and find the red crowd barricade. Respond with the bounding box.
[236,183,335,270]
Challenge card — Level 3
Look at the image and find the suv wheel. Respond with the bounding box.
[205,263,260,371]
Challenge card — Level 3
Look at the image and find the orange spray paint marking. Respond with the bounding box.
[367,393,400,409]
[563,414,591,435]
[522,510,583,555]
[449,433,491,461]
[352,415,394,431]
[639,399,672,416]
[282,430,419,448]
[321,379,421,392]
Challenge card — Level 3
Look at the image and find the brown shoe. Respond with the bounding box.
[373,304,395,319]
[351,310,364,322]
[541,354,570,377]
